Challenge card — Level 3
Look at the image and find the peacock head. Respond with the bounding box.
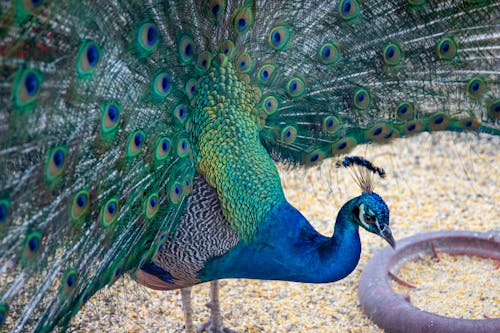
[337,156,395,249]
[351,192,395,248]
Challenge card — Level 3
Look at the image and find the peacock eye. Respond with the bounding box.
[364,214,376,224]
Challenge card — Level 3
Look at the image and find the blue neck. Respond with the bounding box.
[199,200,361,283]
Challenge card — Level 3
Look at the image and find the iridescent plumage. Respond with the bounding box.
[0,0,498,332]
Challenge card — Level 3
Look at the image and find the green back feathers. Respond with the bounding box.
[193,57,285,241]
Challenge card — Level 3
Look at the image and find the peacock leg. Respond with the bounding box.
[181,287,195,333]
[196,281,240,333]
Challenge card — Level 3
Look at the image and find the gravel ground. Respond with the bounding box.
[70,132,499,333]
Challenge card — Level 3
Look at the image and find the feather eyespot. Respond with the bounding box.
[0,199,9,224]
[219,40,236,58]
[22,231,42,261]
[383,43,402,66]
[138,23,159,51]
[196,51,212,72]
[86,47,98,66]
[269,26,290,50]
[319,42,340,65]
[366,123,393,142]
[309,154,320,163]
[353,88,371,109]
[427,113,450,131]
[400,120,423,135]
[0,304,7,328]
[331,137,357,156]
[456,117,480,131]
[101,102,121,135]
[169,182,183,204]
[205,0,226,20]
[22,0,44,12]
[323,116,340,134]
[339,0,360,20]
[237,18,247,30]
[286,77,305,98]
[233,7,253,33]
[113,265,123,279]
[183,177,193,194]
[145,193,160,219]
[436,37,457,60]
[61,269,78,296]
[185,79,197,99]
[261,69,269,80]
[395,102,414,120]
[14,69,42,107]
[281,126,297,144]
[45,147,67,184]
[152,72,172,99]
[101,198,119,227]
[305,149,325,165]
[24,72,39,96]
[155,137,171,161]
[262,96,278,115]
[236,53,252,73]
[178,36,195,64]
[487,99,499,120]
[126,131,146,157]
[71,190,90,220]
[174,104,188,123]
[466,77,485,98]
[77,41,101,76]
[177,139,190,157]
[28,0,43,7]
[257,64,276,85]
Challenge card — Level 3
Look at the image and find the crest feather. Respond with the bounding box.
[336,156,386,194]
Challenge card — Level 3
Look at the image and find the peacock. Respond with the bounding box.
[0,0,498,332]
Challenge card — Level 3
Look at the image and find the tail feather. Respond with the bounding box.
[1,1,195,331]
[236,0,499,165]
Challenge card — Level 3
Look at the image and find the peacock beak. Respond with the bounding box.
[379,224,396,249]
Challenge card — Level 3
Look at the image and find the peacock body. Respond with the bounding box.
[0,0,498,332]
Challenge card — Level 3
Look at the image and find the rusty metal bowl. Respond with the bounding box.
[358,230,500,333]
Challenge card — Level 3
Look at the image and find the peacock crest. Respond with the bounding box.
[336,156,386,194]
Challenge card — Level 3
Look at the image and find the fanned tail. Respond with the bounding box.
[0,1,196,331]
[230,0,499,165]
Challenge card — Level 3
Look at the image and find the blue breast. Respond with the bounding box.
[198,201,362,283]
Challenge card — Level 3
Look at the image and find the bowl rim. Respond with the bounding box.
[358,230,500,333]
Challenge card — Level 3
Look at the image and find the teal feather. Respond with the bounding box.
[0,0,498,332]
